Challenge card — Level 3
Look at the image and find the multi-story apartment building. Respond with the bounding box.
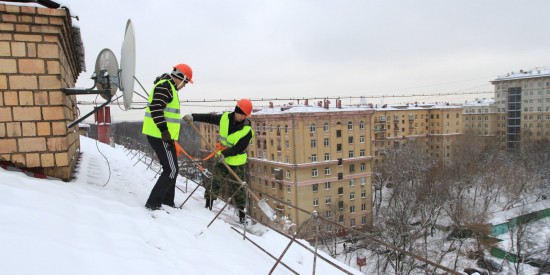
[463,98,498,142]
[427,105,463,160]
[491,68,550,149]
[247,100,375,235]
[372,103,463,163]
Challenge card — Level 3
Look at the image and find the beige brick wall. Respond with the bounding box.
[0,3,83,180]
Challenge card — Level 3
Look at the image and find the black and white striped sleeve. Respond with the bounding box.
[149,82,173,132]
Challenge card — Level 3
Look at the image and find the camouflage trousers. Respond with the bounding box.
[204,162,246,211]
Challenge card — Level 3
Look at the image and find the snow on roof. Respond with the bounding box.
[253,102,461,116]
[494,67,550,81]
[462,98,495,107]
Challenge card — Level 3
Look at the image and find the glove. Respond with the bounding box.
[183,114,193,124]
[161,131,171,141]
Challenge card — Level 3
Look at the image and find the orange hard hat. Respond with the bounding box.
[236,99,253,116]
[172,64,193,84]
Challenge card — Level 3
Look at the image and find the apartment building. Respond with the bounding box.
[463,98,498,144]
[372,103,463,163]
[427,105,463,160]
[491,68,550,150]
[246,100,375,234]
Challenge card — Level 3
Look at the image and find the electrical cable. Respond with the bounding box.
[90,94,112,187]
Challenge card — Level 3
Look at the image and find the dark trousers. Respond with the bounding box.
[204,162,247,221]
[145,135,178,209]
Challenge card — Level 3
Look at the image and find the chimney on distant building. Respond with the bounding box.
[336,99,342,109]
[317,101,322,107]
[304,99,308,106]
[269,102,273,108]
[323,99,330,109]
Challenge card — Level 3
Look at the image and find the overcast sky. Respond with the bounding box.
[59,0,550,122]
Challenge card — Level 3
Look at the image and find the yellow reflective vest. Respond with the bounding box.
[219,112,253,166]
[142,79,180,140]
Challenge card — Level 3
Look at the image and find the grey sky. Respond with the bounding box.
[62,0,550,122]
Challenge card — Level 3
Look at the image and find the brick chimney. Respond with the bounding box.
[323,99,330,109]
[0,3,84,180]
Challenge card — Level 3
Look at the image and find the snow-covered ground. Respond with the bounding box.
[0,136,360,275]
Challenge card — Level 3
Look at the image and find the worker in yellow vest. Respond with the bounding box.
[142,64,193,211]
[183,99,254,223]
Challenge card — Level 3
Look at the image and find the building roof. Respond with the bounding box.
[252,102,462,116]
[493,67,550,81]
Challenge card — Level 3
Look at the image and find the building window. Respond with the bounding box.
[287,199,292,209]
[324,167,331,175]
[349,179,355,187]
[325,196,331,204]
[338,187,343,195]
[338,215,344,223]
[338,201,344,210]
[324,138,330,147]
[362,216,367,225]
[326,210,332,218]
[359,121,365,129]
[287,185,291,193]
[361,203,367,211]
[350,218,356,227]
[359,136,365,143]
[348,136,353,144]
[310,123,316,133]
[347,121,353,130]
[323,122,329,132]
[338,173,343,180]
[313,198,319,207]
[348,151,354,158]
[324,153,330,161]
[349,164,355,173]
[359,149,365,157]
[325,182,331,190]
[286,170,290,179]
[361,190,366,198]
[313,183,318,192]
[350,205,356,214]
[312,169,318,177]
[337,144,342,151]
[311,154,317,162]
[360,163,366,171]
[310,139,316,148]
[350,192,355,200]
[336,130,341,137]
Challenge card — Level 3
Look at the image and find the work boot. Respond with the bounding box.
[239,210,246,224]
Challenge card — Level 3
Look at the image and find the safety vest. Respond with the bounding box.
[142,79,181,140]
[219,112,253,166]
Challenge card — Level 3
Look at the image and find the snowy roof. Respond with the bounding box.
[0,136,361,275]
[462,98,495,107]
[253,102,461,116]
[494,67,550,81]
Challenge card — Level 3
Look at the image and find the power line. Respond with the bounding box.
[76,90,494,106]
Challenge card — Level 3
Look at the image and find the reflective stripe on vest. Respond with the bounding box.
[219,112,253,166]
[142,79,181,140]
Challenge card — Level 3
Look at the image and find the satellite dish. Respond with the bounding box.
[120,19,136,110]
[94,48,119,99]
[62,18,138,128]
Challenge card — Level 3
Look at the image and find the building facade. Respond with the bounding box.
[492,68,550,150]
[248,100,375,234]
